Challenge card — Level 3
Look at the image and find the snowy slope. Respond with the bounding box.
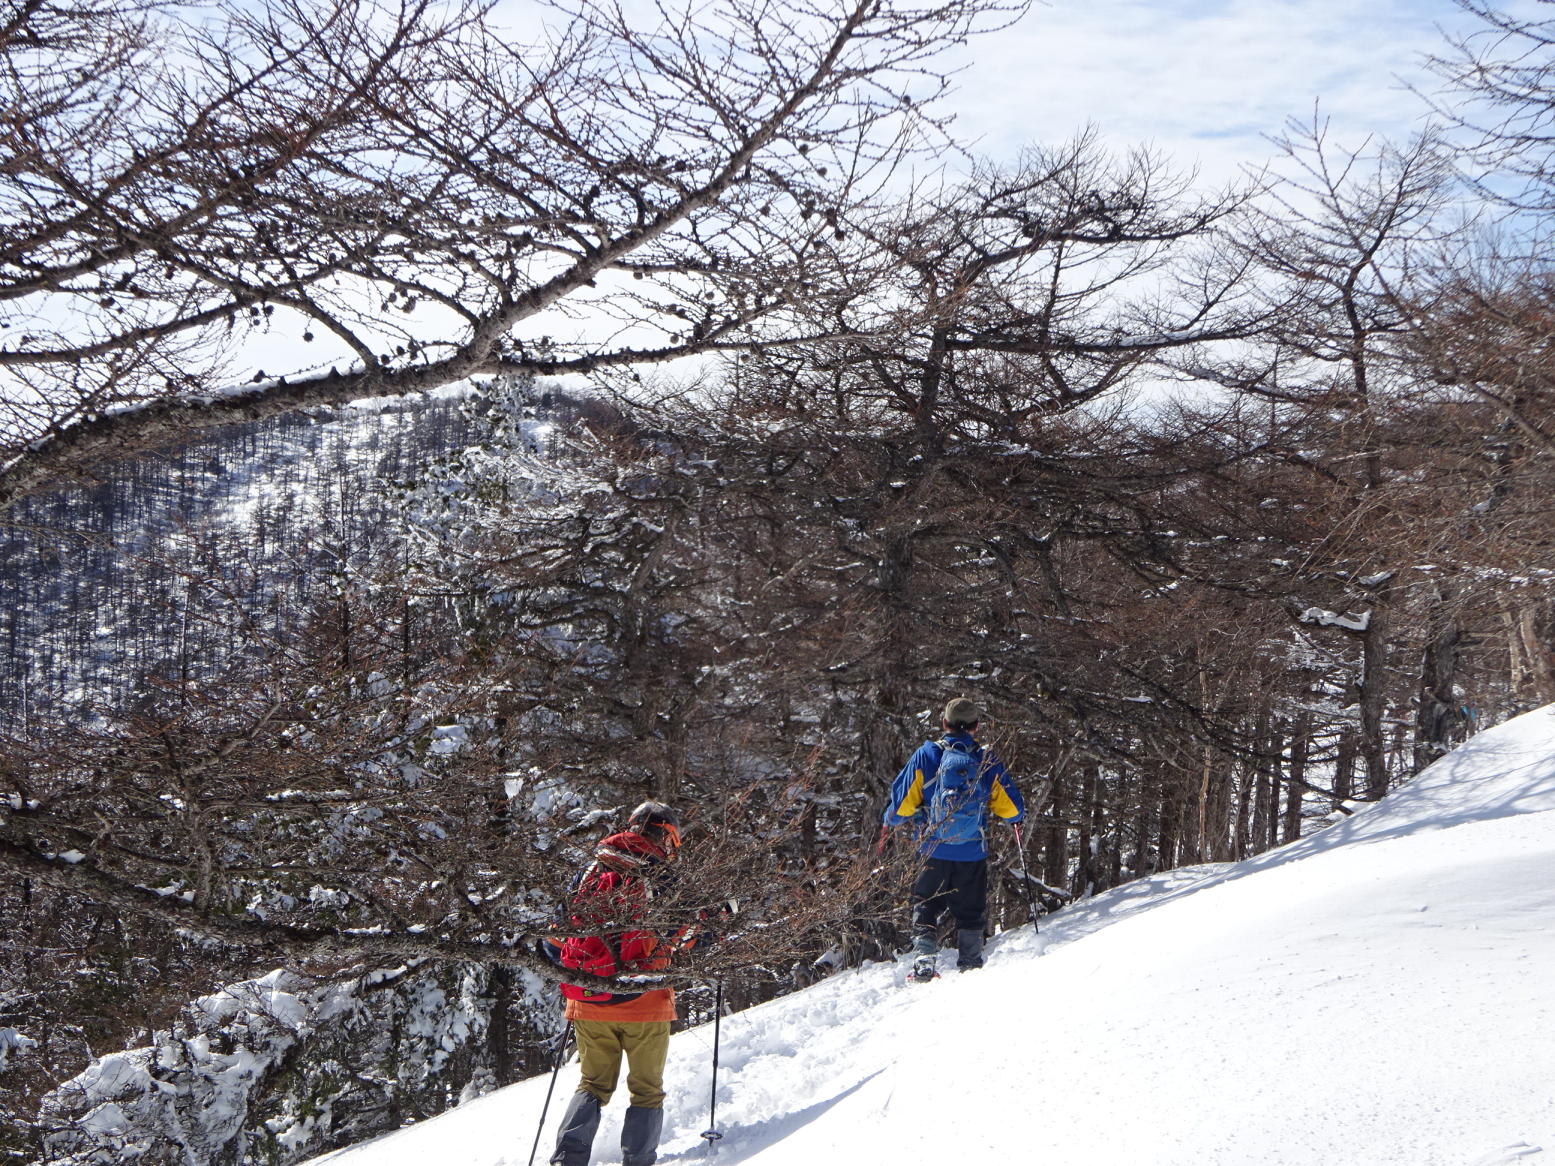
[307,706,1555,1166]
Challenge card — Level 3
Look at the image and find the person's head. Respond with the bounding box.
[942,696,981,735]
[626,800,682,859]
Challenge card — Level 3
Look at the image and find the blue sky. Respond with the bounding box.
[942,0,1491,183]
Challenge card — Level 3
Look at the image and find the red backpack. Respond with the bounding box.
[556,832,668,1003]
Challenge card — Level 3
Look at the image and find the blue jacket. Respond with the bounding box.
[882,732,1025,860]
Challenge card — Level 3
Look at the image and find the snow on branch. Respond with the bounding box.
[1297,606,1372,633]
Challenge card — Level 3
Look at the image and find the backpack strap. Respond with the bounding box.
[935,737,984,775]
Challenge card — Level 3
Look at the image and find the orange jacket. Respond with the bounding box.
[564,985,676,1023]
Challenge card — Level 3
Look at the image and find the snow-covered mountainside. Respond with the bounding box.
[302,703,1555,1166]
[0,392,482,716]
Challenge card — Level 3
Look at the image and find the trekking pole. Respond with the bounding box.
[700,980,725,1154]
[1012,824,1041,933]
[527,1022,574,1166]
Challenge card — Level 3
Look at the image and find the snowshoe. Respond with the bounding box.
[911,954,939,983]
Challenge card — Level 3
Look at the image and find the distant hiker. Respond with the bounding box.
[543,801,698,1166]
[883,696,1025,981]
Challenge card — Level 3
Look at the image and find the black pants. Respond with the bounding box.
[911,857,988,935]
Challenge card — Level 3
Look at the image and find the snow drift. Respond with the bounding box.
[307,705,1555,1166]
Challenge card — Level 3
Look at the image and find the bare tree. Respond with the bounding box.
[0,0,1012,510]
[1425,0,1555,220]
[675,138,1249,683]
[1221,118,1462,795]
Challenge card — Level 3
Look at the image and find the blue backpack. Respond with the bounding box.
[926,739,987,846]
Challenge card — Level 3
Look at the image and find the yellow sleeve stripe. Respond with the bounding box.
[894,769,926,819]
[989,779,1020,820]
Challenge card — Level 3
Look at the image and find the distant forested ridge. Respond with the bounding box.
[0,394,482,721]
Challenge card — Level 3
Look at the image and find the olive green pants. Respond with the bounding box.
[573,1018,671,1109]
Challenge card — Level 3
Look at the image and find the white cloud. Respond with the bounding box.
[943,0,1486,182]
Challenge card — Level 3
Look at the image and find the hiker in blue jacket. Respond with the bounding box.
[883,696,1025,980]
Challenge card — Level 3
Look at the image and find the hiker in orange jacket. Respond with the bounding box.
[543,801,697,1166]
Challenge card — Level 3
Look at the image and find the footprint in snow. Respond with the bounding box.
[1469,1144,1543,1165]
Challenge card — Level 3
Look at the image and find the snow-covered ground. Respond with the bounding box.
[308,706,1555,1166]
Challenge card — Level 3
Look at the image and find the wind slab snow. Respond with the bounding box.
[307,705,1555,1166]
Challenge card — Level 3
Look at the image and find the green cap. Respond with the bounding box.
[943,697,981,726]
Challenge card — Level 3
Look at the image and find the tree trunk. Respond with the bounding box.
[1333,731,1357,808]
[489,965,516,1086]
[1042,774,1069,889]
[1233,764,1254,862]
[1155,765,1181,872]
[1250,707,1273,854]
[1516,605,1555,704]
[1283,712,1310,844]
[1357,588,1393,801]
[1414,602,1464,773]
